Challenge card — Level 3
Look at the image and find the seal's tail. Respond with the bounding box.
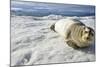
[50,23,56,32]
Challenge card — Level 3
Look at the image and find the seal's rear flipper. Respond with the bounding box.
[50,23,56,32]
[66,40,79,49]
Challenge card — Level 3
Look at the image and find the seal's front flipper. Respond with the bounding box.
[66,40,79,49]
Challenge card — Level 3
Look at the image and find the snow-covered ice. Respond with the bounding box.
[11,15,95,66]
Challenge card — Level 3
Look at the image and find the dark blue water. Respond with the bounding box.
[11,1,95,16]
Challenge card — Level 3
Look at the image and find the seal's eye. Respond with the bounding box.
[91,32,94,36]
[85,31,89,33]
[90,31,94,37]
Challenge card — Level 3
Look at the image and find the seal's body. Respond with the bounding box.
[50,19,94,48]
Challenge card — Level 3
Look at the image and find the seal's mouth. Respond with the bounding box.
[81,36,93,44]
[84,36,93,41]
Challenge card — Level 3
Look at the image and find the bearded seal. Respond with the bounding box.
[50,19,95,49]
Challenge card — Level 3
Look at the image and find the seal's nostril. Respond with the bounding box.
[87,37,89,40]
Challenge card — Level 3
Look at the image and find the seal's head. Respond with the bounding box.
[81,26,95,43]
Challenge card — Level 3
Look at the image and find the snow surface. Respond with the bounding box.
[11,15,95,66]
